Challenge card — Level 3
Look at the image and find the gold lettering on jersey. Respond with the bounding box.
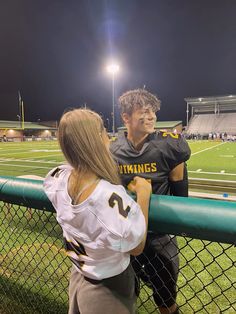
[127,164,133,173]
[121,165,126,174]
[151,163,157,172]
[162,132,179,139]
[133,164,138,172]
[119,165,124,174]
[119,162,157,174]
[137,164,144,172]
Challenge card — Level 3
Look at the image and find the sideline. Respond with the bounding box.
[191,142,227,156]
[0,157,59,164]
[0,163,51,169]
[189,190,236,201]
[188,171,236,177]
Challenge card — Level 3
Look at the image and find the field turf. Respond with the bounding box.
[0,139,236,182]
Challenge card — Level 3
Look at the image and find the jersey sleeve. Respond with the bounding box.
[104,187,146,253]
[43,165,71,204]
[161,132,191,169]
[121,199,146,252]
[43,166,59,202]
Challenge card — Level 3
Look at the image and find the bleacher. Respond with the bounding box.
[187,112,236,135]
[215,112,236,134]
[185,95,236,136]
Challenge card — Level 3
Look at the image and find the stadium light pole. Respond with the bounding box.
[106,118,110,132]
[17,115,21,129]
[106,63,119,136]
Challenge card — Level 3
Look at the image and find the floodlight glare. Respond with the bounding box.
[106,63,119,74]
[106,62,120,136]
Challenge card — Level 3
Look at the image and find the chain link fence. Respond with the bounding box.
[0,202,69,314]
[1,200,235,314]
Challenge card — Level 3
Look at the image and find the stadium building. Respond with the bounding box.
[185,94,236,139]
[0,120,57,141]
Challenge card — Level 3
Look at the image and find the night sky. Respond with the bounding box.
[0,0,236,129]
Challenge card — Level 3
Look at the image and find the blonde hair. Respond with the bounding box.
[58,108,120,185]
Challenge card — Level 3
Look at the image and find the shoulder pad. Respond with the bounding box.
[158,130,191,165]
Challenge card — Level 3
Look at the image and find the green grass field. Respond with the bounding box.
[187,140,236,182]
[0,140,63,177]
[0,139,236,314]
[1,140,236,182]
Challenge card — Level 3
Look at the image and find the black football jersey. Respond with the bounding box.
[110,131,191,195]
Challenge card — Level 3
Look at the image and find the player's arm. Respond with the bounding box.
[127,177,151,256]
[169,162,188,197]
[164,132,190,197]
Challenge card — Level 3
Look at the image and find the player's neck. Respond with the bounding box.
[127,132,149,151]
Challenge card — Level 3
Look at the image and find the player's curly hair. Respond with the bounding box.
[118,88,161,115]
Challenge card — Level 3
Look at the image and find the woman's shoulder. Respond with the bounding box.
[99,179,126,194]
[44,164,72,192]
[45,164,72,178]
[95,180,135,206]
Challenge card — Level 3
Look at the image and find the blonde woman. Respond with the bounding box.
[44,108,151,314]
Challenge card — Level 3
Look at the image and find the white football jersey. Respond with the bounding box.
[44,165,146,280]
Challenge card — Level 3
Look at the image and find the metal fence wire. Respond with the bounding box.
[0,202,235,314]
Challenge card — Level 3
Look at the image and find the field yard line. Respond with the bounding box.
[0,146,58,150]
[0,158,59,164]
[189,176,236,183]
[0,151,32,156]
[191,142,226,156]
[0,151,41,156]
[0,152,61,158]
[0,163,52,169]
[22,153,62,159]
[189,170,236,176]
[0,147,32,151]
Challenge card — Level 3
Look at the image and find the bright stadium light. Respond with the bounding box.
[106,62,120,135]
[106,63,119,75]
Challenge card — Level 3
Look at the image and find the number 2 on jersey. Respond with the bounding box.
[109,193,131,218]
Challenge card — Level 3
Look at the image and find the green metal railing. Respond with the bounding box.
[0,176,236,314]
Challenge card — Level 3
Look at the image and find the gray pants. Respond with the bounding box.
[68,264,137,314]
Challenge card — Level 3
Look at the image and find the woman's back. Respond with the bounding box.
[44,164,146,280]
[44,108,151,314]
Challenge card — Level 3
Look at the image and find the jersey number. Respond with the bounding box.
[64,238,87,269]
[109,193,131,218]
[162,132,179,139]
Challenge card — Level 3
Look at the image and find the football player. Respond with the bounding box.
[111,88,191,314]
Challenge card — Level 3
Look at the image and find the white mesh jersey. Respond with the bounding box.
[44,165,146,280]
